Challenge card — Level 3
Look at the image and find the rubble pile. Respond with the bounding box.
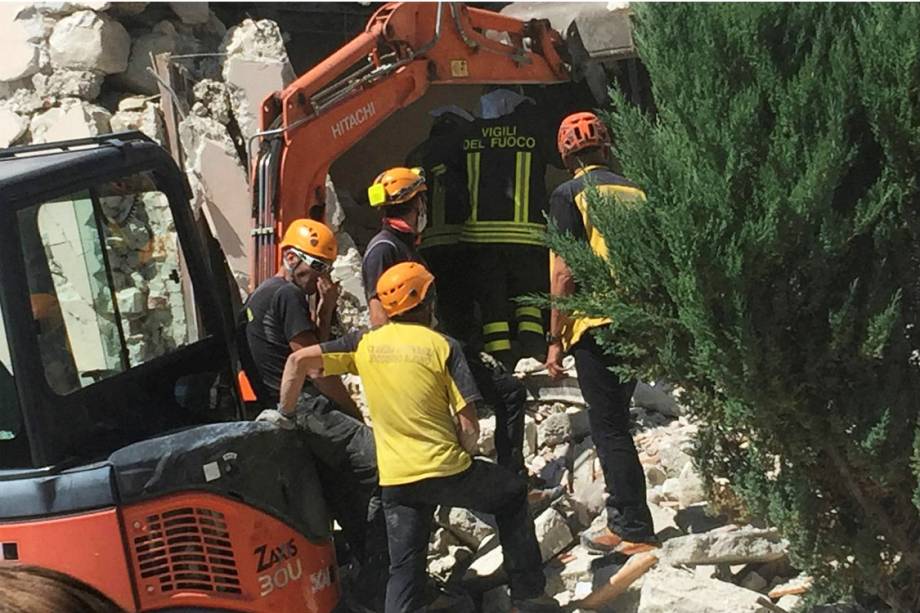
[419,361,819,613]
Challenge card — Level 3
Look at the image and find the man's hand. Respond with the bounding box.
[545,342,566,380]
[256,408,296,430]
[317,275,341,313]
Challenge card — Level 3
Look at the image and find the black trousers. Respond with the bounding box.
[570,328,655,542]
[381,461,545,612]
[292,395,389,606]
[465,350,527,475]
[471,244,549,368]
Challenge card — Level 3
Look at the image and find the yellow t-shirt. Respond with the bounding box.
[548,165,646,350]
[320,322,482,486]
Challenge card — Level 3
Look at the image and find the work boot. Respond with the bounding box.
[511,594,562,612]
[580,525,659,556]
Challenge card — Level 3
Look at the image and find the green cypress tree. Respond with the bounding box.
[546,4,920,609]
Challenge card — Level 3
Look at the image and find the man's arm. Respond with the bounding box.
[368,298,388,327]
[454,403,480,456]
[546,253,576,379]
[279,344,324,414]
[289,331,363,421]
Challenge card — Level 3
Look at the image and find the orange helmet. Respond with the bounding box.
[280,219,338,261]
[368,167,427,207]
[557,112,610,162]
[376,262,435,317]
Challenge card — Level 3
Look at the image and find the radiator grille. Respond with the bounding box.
[131,507,242,595]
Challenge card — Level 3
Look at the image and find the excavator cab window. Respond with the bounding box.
[17,172,201,394]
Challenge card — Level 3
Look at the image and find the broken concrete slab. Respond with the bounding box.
[32,69,104,100]
[219,18,295,142]
[30,1,111,16]
[637,566,772,612]
[110,99,164,143]
[535,507,574,562]
[438,506,495,550]
[0,4,42,82]
[538,411,572,448]
[49,10,130,74]
[660,527,787,567]
[677,461,706,508]
[29,98,111,143]
[0,109,29,147]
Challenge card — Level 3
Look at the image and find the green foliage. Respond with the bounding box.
[547,3,920,609]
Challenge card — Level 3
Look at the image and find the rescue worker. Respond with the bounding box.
[405,106,474,340]
[362,167,428,327]
[362,168,528,476]
[545,112,657,555]
[243,219,388,610]
[279,262,561,613]
[462,87,558,369]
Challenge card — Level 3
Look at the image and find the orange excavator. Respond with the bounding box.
[0,3,635,611]
[249,1,576,283]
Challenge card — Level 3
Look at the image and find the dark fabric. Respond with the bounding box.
[463,103,557,225]
[548,167,639,240]
[473,244,549,364]
[381,460,544,612]
[466,351,527,475]
[570,328,654,542]
[406,118,471,239]
[243,277,316,401]
[362,226,426,300]
[291,394,389,606]
[421,244,475,341]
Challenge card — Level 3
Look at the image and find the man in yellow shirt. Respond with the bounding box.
[279,262,560,613]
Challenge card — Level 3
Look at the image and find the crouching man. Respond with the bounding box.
[279,262,560,613]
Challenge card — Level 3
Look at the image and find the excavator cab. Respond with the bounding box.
[0,132,339,612]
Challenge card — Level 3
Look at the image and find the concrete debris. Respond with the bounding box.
[677,461,706,508]
[534,507,574,561]
[33,69,104,100]
[110,98,164,143]
[108,2,148,17]
[477,416,496,456]
[169,2,209,25]
[0,109,29,148]
[30,2,111,16]
[523,414,537,459]
[115,20,187,94]
[191,78,232,124]
[49,10,129,73]
[437,506,494,550]
[29,98,111,143]
[0,4,43,82]
[637,566,772,613]
[220,19,295,142]
[633,380,684,417]
[537,411,572,448]
[660,527,788,567]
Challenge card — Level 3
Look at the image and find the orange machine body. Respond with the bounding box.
[251,2,569,285]
[0,493,338,612]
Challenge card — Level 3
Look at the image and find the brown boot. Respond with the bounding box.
[580,525,659,556]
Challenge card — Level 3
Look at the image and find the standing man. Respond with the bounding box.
[544,112,657,555]
[462,87,557,369]
[243,219,388,609]
[405,106,475,340]
[362,167,528,476]
[279,262,560,613]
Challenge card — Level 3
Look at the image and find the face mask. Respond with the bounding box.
[416,207,428,234]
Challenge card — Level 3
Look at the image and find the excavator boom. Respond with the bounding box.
[250,2,569,285]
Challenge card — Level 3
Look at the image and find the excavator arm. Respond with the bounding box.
[250,2,569,285]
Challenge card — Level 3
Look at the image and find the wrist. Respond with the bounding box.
[545,332,563,346]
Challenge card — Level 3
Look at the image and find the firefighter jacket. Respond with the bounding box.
[461,102,558,247]
[406,122,470,251]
